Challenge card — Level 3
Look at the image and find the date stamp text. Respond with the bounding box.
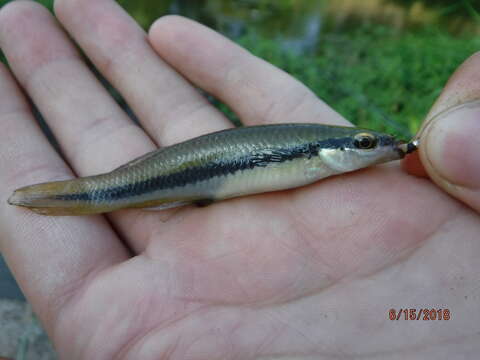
[389,308,450,321]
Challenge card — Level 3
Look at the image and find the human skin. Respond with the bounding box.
[0,1,479,359]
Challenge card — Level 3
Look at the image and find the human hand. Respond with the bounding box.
[0,1,478,359]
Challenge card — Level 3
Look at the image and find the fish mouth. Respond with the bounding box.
[396,139,419,158]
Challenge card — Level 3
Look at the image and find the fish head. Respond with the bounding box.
[318,130,411,173]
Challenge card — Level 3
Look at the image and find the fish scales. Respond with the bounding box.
[7,123,411,215]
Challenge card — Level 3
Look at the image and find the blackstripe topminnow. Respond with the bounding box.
[7,123,417,216]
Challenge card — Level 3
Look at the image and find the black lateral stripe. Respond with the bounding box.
[55,137,352,202]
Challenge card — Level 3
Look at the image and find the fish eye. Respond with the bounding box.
[353,133,377,150]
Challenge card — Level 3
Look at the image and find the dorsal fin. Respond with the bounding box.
[113,148,162,171]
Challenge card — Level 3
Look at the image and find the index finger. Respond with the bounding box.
[0,63,129,335]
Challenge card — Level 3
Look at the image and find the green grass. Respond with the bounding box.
[236,25,480,138]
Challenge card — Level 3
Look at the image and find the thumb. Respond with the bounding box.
[420,101,480,213]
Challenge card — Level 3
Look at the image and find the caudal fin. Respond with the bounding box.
[8,179,103,216]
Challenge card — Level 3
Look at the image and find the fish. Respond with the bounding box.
[7,123,417,216]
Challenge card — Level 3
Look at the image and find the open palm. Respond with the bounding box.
[0,2,479,359]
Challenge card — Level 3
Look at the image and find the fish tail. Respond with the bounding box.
[7,178,109,216]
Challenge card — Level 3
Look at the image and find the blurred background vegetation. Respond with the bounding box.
[1,0,480,138]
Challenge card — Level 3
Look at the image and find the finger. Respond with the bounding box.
[149,16,349,127]
[0,1,160,252]
[418,53,480,213]
[0,62,129,335]
[0,1,155,176]
[54,0,231,145]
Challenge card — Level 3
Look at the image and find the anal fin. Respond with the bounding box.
[142,201,191,211]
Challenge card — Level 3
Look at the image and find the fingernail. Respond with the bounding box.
[425,102,480,189]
